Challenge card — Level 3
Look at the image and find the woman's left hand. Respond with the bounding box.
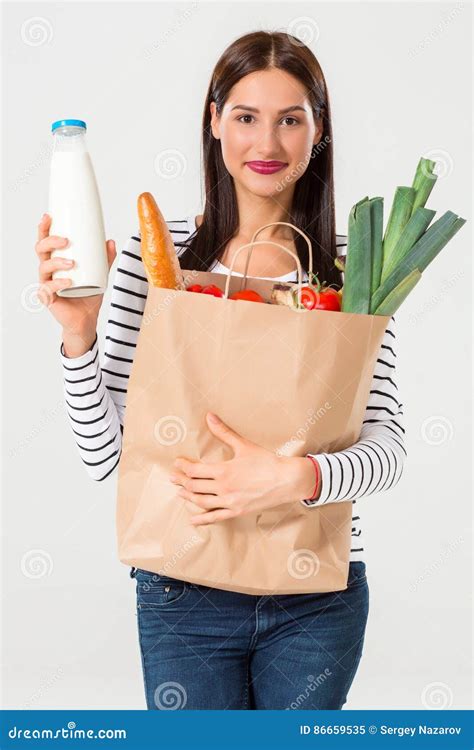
[169,412,316,525]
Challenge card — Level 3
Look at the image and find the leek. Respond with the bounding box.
[371,211,466,312]
[411,157,437,215]
[373,269,422,315]
[341,198,372,314]
[370,197,384,296]
[380,207,436,284]
[381,186,415,272]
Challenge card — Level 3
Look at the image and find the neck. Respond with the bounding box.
[233,182,296,241]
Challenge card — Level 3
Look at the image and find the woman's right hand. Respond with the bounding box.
[35,213,117,353]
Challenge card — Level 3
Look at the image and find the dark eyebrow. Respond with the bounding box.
[230,104,307,115]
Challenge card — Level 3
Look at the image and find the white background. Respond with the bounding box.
[2,1,472,709]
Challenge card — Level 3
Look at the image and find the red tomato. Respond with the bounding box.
[295,286,341,311]
[201,284,224,297]
[313,289,341,311]
[186,284,203,293]
[324,287,342,301]
[299,286,318,310]
[229,289,265,303]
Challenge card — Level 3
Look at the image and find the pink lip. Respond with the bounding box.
[246,161,288,174]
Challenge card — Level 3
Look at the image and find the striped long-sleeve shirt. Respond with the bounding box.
[59,215,406,562]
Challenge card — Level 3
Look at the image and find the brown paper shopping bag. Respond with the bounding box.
[116,222,390,595]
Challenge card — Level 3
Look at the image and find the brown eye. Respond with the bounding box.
[281,117,299,126]
[237,115,254,124]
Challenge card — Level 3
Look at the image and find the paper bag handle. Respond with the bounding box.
[248,221,314,280]
[223,240,305,305]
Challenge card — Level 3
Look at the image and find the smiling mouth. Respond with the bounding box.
[245,161,288,174]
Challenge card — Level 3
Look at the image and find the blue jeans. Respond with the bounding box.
[130,561,369,710]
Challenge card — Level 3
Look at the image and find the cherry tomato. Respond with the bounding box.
[229,289,265,303]
[201,284,224,297]
[186,284,203,293]
[294,285,341,311]
[299,286,318,310]
[313,289,341,311]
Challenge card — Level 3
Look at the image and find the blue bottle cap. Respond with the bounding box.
[51,119,87,132]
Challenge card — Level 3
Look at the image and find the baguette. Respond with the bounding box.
[137,192,185,289]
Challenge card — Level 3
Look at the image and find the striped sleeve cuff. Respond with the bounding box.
[60,333,98,368]
[300,453,334,507]
[300,433,406,508]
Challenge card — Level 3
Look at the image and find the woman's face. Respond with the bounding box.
[210,68,323,199]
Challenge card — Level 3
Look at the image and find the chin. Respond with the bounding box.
[244,184,284,199]
[238,172,288,198]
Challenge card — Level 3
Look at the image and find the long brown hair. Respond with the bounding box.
[179,30,342,289]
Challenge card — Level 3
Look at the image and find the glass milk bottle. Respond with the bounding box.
[49,119,108,297]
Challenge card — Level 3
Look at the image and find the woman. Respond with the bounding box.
[35,31,405,709]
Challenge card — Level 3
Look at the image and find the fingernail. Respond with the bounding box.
[65,260,74,266]
[208,412,219,423]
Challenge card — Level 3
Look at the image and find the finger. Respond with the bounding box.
[35,234,69,260]
[205,413,245,451]
[106,239,116,270]
[190,507,237,525]
[36,213,51,243]
[173,457,222,479]
[178,489,221,509]
[174,477,219,495]
[39,256,75,283]
[37,278,72,307]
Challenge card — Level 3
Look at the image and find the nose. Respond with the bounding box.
[255,124,281,158]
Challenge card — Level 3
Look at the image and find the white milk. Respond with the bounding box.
[49,128,108,297]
